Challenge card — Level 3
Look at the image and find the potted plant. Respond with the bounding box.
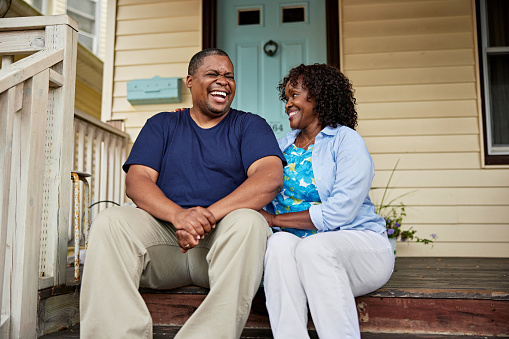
[372,161,437,255]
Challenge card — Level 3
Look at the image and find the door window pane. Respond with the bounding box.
[282,7,305,23]
[238,9,260,26]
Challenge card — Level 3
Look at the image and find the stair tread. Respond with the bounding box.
[139,257,509,300]
[39,324,499,338]
[39,257,509,338]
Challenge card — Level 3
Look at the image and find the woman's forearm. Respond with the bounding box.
[272,210,317,230]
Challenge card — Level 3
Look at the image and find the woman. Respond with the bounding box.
[259,64,394,339]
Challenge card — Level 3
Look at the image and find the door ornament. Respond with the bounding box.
[263,40,278,57]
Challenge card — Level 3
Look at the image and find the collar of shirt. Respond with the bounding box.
[278,126,339,152]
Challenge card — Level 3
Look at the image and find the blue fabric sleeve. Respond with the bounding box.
[122,113,167,173]
[240,114,286,172]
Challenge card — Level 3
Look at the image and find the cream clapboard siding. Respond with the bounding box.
[109,0,202,139]
[341,0,509,257]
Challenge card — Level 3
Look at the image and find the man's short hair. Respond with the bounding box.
[188,48,231,76]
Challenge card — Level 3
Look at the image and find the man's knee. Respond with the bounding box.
[89,206,146,243]
[91,206,126,232]
[223,209,269,234]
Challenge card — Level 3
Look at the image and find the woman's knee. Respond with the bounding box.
[265,232,300,261]
[294,236,335,267]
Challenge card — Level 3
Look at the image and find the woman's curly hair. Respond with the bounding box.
[277,64,357,130]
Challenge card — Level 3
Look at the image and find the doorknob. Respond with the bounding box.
[264,40,278,57]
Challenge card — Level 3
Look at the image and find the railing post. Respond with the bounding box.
[42,20,78,287]
[0,15,78,338]
[10,70,50,339]
[0,83,19,338]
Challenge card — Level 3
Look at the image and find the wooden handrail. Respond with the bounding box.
[0,15,78,338]
[0,14,77,31]
[0,49,64,92]
[74,109,129,139]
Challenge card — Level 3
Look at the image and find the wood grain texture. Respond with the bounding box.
[356,297,509,335]
[40,258,508,337]
[137,258,509,335]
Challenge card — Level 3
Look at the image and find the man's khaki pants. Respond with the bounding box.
[80,206,271,339]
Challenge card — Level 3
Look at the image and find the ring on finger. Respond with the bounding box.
[184,244,190,248]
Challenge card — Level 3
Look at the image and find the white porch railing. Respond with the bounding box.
[0,15,77,339]
[63,111,129,280]
[73,111,129,218]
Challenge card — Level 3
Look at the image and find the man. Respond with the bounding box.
[80,48,285,339]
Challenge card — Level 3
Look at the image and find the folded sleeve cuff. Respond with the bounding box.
[309,204,324,231]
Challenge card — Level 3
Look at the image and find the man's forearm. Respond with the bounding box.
[208,175,281,221]
[126,171,182,223]
[208,156,283,221]
[125,165,215,242]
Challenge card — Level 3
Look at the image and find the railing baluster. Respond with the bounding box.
[70,118,129,258]
[107,134,115,205]
[101,133,110,208]
[93,130,103,214]
[73,113,129,216]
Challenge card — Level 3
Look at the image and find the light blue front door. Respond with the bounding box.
[217,0,327,138]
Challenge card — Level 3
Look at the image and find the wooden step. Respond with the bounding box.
[38,323,500,338]
[141,258,509,337]
[38,257,509,338]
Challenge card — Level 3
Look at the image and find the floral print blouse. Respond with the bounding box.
[271,144,322,238]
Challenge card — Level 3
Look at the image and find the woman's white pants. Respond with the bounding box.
[264,230,394,339]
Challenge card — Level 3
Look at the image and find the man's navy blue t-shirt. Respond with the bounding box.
[123,108,285,208]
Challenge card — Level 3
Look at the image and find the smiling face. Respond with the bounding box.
[186,54,236,122]
[284,77,320,132]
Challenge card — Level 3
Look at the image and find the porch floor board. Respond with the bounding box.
[368,257,509,299]
[39,257,509,338]
[39,323,498,338]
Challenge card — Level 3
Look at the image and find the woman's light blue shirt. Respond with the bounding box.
[268,126,386,234]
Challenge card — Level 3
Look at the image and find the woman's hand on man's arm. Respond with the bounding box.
[258,209,275,227]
